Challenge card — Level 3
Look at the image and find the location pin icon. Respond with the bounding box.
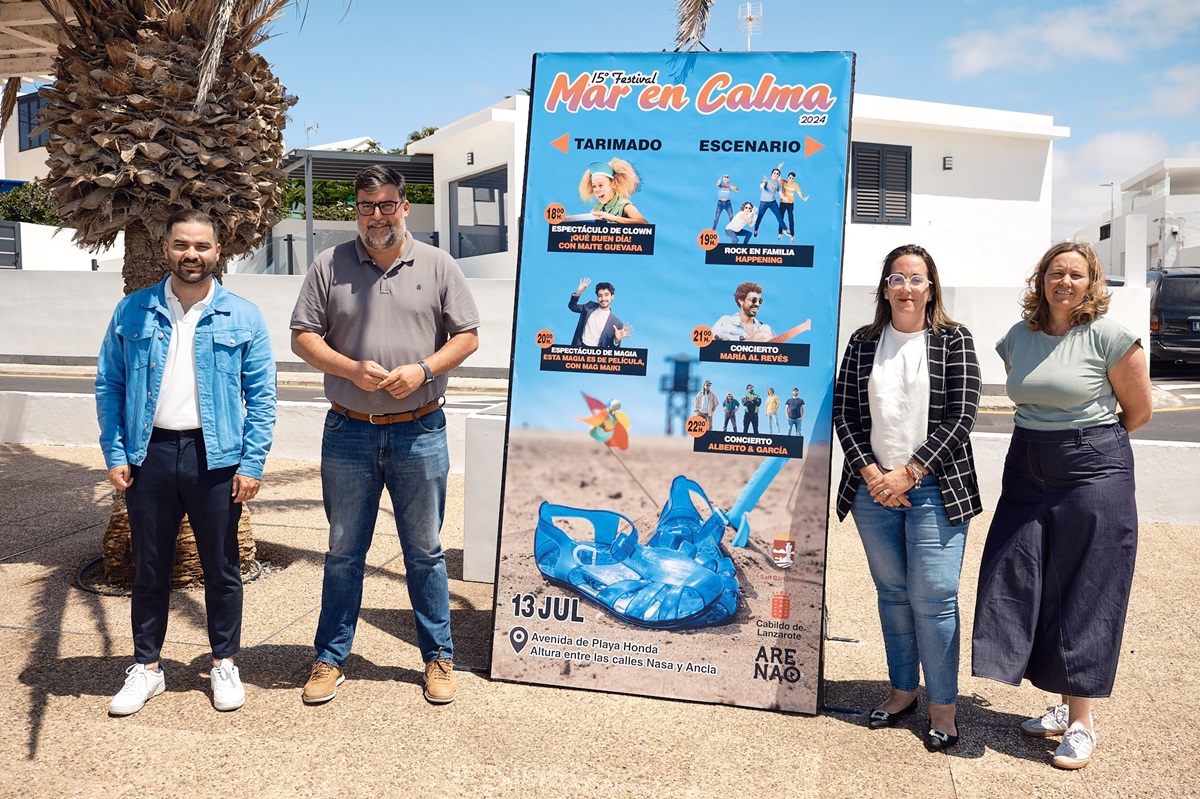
[509,626,529,654]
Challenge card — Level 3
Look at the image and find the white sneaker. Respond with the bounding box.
[109,663,165,716]
[1020,703,1069,737]
[1053,721,1097,769]
[210,659,245,712]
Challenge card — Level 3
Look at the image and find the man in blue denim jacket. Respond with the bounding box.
[96,209,276,717]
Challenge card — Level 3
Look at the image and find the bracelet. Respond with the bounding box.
[417,359,434,385]
[904,461,923,488]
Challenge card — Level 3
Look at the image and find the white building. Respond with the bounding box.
[8,88,1151,386]
[406,93,1068,291]
[1074,158,1200,280]
[408,92,1080,384]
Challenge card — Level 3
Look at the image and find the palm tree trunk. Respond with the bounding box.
[100,220,256,586]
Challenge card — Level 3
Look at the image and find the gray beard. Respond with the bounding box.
[363,224,401,250]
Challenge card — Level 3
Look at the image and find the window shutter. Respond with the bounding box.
[883,147,910,224]
[851,142,911,225]
[853,146,881,221]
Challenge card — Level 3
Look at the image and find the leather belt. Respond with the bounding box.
[331,398,443,425]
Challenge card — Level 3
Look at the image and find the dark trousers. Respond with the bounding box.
[972,424,1137,697]
[742,412,759,434]
[125,428,242,663]
[780,202,794,235]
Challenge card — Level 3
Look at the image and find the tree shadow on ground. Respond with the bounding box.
[0,445,343,758]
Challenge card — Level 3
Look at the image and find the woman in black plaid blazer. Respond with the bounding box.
[833,244,981,752]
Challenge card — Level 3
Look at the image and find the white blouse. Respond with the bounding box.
[868,324,930,470]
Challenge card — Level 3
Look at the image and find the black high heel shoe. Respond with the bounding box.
[924,724,960,752]
[867,696,918,729]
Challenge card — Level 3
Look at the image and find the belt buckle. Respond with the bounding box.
[367,413,385,425]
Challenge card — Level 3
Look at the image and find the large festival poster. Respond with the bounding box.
[490,51,854,714]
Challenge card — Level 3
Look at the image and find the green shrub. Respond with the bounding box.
[0,180,62,226]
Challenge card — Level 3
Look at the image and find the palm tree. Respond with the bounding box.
[13,0,296,584]
[675,0,715,51]
[33,0,294,291]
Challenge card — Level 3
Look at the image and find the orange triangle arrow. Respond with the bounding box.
[551,133,570,154]
[804,136,825,157]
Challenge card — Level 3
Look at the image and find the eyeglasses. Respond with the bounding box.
[745,296,764,305]
[355,200,402,216]
[885,273,928,290]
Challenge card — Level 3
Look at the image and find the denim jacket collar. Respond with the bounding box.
[139,275,233,323]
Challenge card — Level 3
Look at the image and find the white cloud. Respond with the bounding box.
[1149,63,1200,118]
[947,0,1200,78]
[1052,130,1171,239]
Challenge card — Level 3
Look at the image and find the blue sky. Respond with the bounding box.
[258,0,1200,239]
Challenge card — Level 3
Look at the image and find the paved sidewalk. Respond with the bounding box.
[1,443,1196,798]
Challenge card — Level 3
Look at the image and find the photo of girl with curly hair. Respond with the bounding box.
[578,158,648,224]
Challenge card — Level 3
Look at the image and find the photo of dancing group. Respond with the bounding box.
[712,163,808,244]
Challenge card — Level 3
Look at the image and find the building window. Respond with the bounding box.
[449,166,507,258]
[1099,223,1111,241]
[851,142,911,225]
[18,93,49,152]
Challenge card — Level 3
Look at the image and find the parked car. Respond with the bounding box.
[1146,267,1200,365]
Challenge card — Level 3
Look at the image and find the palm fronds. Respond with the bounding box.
[32,0,296,255]
[675,0,715,51]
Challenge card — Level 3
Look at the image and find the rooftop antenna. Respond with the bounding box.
[737,2,763,51]
[305,121,319,147]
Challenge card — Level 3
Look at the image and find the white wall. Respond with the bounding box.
[844,123,1054,289]
[409,96,529,280]
[0,269,515,375]
[12,222,124,271]
[1,122,49,183]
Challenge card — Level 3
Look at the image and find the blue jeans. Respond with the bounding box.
[313,409,453,665]
[726,228,751,244]
[712,199,733,229]
[753,200,783,234]
[787,417,802,436]
[766,411,779,433]
[850,479,968,705]
[780,202,794,235]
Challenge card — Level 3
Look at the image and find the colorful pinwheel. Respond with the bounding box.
[578,392,631,451]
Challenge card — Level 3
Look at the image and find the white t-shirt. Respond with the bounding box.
[582,307,611,347]
[867,324,930,470]
[153,279,214,430]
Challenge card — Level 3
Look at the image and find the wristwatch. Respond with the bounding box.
[417,359,434,385]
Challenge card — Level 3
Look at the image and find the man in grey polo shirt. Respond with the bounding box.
[290,164,479,705]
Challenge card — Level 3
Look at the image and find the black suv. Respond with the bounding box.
[1147,267,1200,365]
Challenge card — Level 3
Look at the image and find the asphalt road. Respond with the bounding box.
[0,373,506,412]
[2,371,1197,442]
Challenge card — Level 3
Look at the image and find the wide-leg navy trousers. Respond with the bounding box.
[972,424,1137,697]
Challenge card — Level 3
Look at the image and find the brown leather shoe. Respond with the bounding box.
[423,656,457,704]
[302,661,344,705]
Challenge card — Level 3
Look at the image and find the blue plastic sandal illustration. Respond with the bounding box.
[534,475,740,629]
[648,476,739,627]
[535,502,731,629]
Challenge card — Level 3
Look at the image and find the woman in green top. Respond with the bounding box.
[578,158,647,224]
[972,241,1152,771]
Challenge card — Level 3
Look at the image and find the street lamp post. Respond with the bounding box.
[1100,181,1115,274]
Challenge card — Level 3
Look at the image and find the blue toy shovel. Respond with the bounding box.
[727,457,788,547]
